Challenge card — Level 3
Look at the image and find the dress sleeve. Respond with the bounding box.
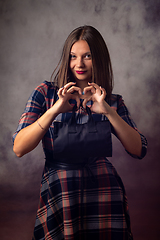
[116,95,147,159]
[12,81,56,143]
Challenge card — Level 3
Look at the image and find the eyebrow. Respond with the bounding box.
[70,51,91,55]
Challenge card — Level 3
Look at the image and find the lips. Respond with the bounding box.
[76,71,86,74]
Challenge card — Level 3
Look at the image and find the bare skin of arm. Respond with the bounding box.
[104,103,142,156]
[13,83,82,157]
[14,82,142,158]
[83,82,142,157]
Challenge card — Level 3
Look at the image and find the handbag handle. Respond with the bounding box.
[68,105,97,133]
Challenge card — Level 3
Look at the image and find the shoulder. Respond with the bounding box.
[107,94,123,110]
[29,81,58,102]
[34,81,58,96]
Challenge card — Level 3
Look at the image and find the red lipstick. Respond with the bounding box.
[76,71,86,74]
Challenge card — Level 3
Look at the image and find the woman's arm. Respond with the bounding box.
[13,105,59,157]
[13,82,82,157]
[104,102,142,157]
[85,83,143,157]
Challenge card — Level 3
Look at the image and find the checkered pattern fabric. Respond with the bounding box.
[13,81,147,240]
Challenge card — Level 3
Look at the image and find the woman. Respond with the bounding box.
[13,25,147,240]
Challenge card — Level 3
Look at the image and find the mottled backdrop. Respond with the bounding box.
[0,0,160,239]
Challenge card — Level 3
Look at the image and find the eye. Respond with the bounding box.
[85,53,92,59]
[70,54,76,59]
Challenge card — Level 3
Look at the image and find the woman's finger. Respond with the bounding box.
[64,82,76,88]
[88,82,101,95]
[67,86,82,95]
[82,95,92,109]
[83,85,95,95]
[69,93,81,108]
[88,82,99,88]
[100,86,106,99]
[62,82,76,95]
[58,87,64,96]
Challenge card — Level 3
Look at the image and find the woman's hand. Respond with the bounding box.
[13,82,82,157]
[82,82,111,115]
[85,83,142,157]
[53,82,82,114]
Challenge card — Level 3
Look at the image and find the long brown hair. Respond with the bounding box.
[51,25,114,98]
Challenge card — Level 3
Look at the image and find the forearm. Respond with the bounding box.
[13,106,59,157]
[105,105,142,157]
[13,83,83,158]
[83,83,143,157]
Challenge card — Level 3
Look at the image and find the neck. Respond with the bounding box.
[75,80,89,91]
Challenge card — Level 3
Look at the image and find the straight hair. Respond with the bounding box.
[51,25,114,98]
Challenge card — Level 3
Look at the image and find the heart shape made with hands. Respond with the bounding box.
[73,84,106,111]
[57,82,107,114]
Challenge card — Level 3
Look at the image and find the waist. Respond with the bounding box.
[45,152,98,170]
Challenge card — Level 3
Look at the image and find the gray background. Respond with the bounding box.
[0,0,160,239]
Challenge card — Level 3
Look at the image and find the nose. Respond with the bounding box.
[76,57,84,68]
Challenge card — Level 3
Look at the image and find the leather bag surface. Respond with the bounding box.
[53,106,112,162]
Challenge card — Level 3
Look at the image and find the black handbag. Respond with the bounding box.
[52,106,112,162]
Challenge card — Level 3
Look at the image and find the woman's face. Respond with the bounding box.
[70,40,92,87]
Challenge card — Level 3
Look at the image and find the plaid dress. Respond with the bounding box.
[13,81,147,240]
